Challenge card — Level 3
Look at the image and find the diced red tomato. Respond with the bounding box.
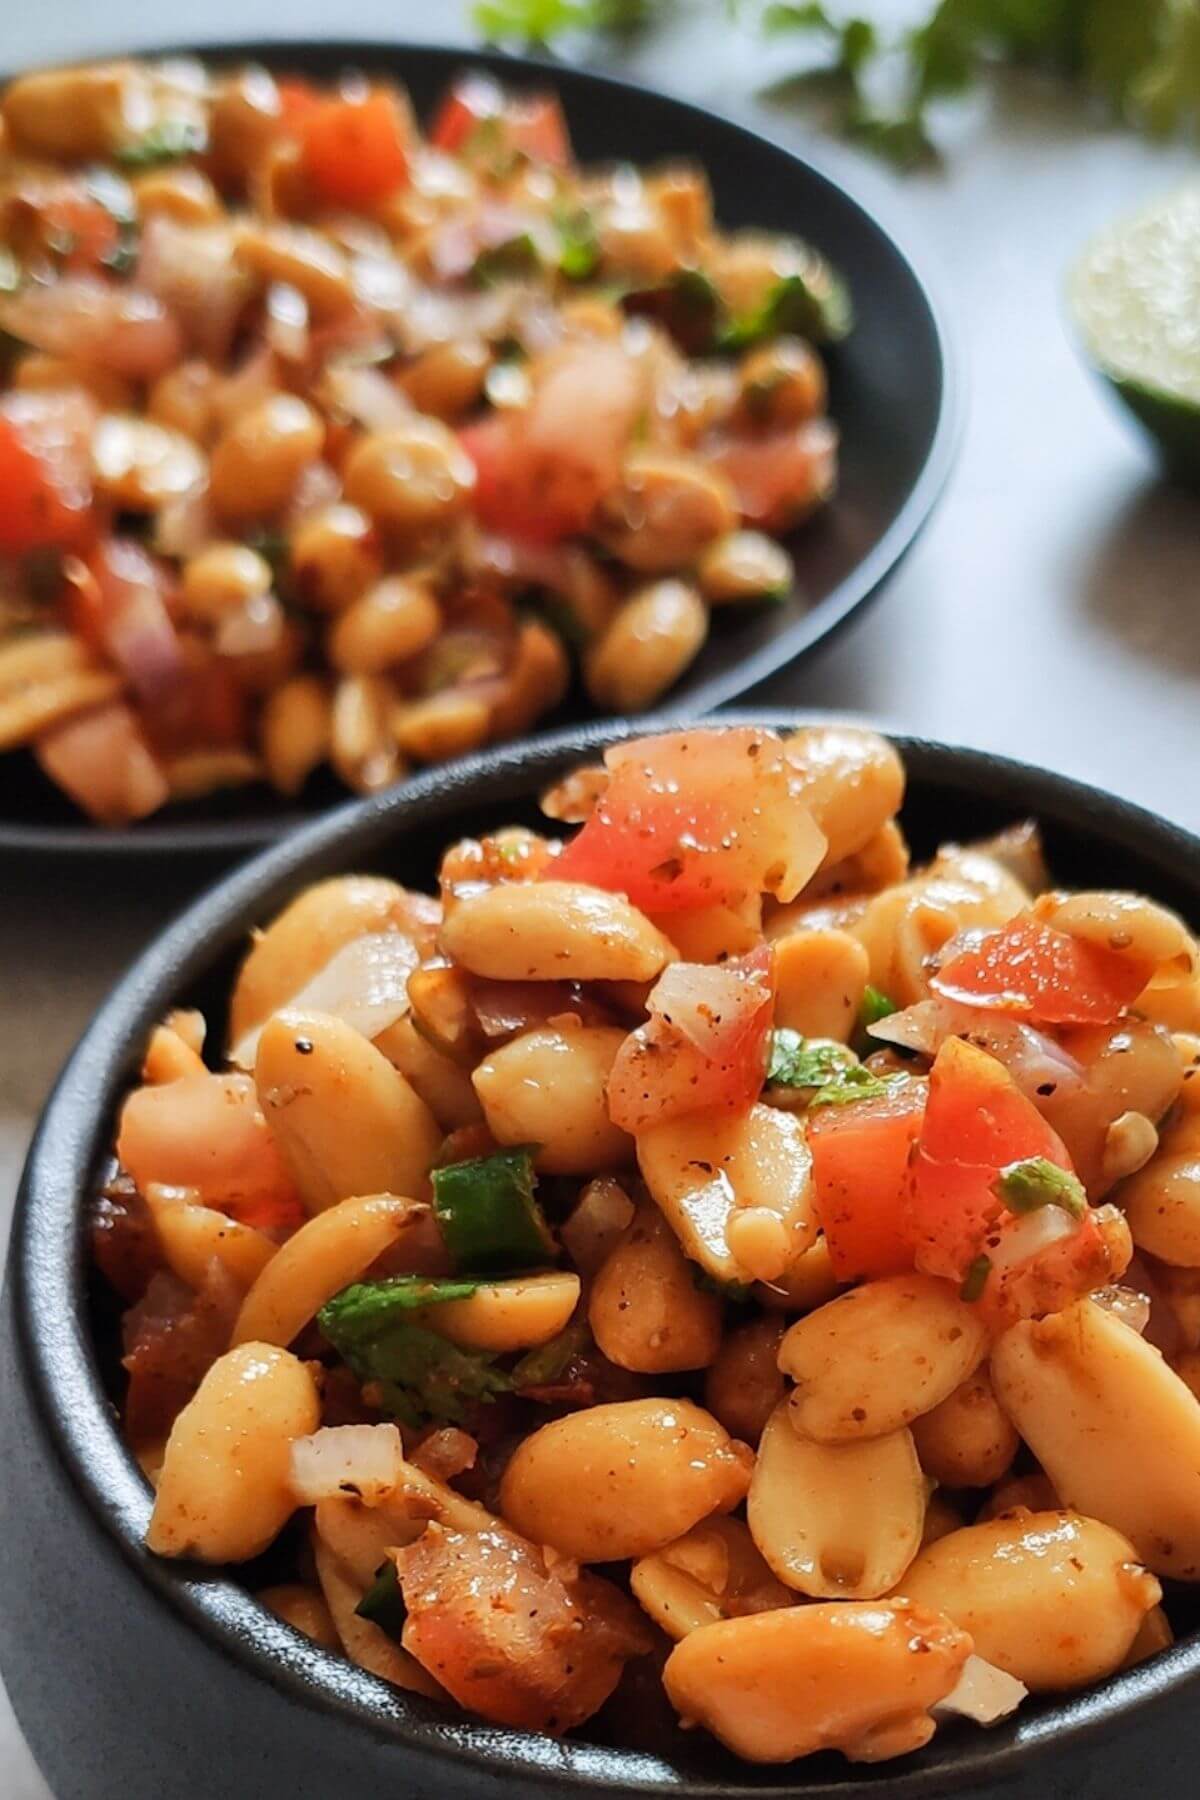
[931,917,1150,1027]
[299,91,409,208]
[394,1523,649,1733]
[38,190,121,273]
[808,1078,927,1281]
[911,1036,1075,1284]
[275,76,322,125]
[430,74,571,168]
[460,342,643,544]
[701,421,836,533]
[0,392,94,553]
[607,947,774,1134]
[553,728,826,913]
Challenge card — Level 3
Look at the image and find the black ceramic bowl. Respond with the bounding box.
[5,714,1199,1800]
[0,39,957,865]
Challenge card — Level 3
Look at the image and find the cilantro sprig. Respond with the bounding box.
[766,1028,897,1107]
[318,1276,512,1428]
[473,0,1200,167]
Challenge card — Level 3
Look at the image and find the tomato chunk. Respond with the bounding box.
[0,392,94,553]
[808,1078,926,1281]
[430,74,571,168]
[554,728,826,912]
[394,1523,649,1733]
[701,422,836,533]
[911,1036,1074,1283]
[931,917,1149,1026]
[299,91,409,207]
[607,946,774,1134]
[461,342,643,544]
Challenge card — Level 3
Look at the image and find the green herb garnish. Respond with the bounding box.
[622,266,723,354]
[116,118,207,169]
[806,1063,898,1107]
[717,265,852,350]
[355,1560,407,1638]
[767,1028,858,1090]
[992,1156,1087,1221]
[474,0,658,49]
[858,985,897,1031]
[318,1277,511,1428]
[432,1145,556,1273]
[511,1318,590,1388]
[557,207,601,281]
[472,232,543,287]
[690,1264,754,1303]
[960,1253,993,1303]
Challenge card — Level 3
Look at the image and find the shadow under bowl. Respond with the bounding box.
[3,713,1199,1800]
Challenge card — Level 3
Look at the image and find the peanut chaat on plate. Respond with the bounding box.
[0,58,845,825]
[92,724,1200,1764]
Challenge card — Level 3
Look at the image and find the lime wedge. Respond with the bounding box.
[1069,184,1200,484]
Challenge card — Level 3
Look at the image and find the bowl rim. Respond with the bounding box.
[14,710,1198,1796]
[0,36,962,862]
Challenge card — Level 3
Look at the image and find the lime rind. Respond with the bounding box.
[1069,183,1200,482]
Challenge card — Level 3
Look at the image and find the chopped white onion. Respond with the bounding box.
[933,1655,1028,1727]
[230,930,420,1068]
[1091,1285,1152,1337]
[649,959,765,1057]
[988,1205,1077,1275]
[318,362,412,432]
[289,1424,405,1505]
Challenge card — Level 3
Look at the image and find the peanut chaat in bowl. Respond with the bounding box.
[92,722,1200,1767]
[0,56,846,826]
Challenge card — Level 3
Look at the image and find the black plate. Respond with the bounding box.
[2,714,1199,1800]
[0,40,958,863]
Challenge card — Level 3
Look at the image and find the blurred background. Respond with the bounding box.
[4,2,1200,1790]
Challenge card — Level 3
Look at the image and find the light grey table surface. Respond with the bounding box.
[2,3,1198,1793]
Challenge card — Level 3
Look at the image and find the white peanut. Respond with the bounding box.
[440,881,675,983]
[147,1343,319,1562]
[231,1194,422,1347]
[255,1010,441,1213]
[637,1103,816,1287]
[747,1402,926,1600]
[589,1202,723,1373]
[499,1398,752,1562]
[778,1274,988,1443]
[662,1601,971,1765]
[898,1510,1161,1691]
[472,1023,633,1175]
[992,1298,1200,1579]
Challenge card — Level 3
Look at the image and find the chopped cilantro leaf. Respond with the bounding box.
[116,119,207,170]
[511,1318,590,1387]
[717,264,852,350]
[318,1276,510,1429]
[767,1028,857,1089]
[859,985,897,1030]
[472,232,543,287]
[960,1253,992,1303]
[556,207,601,280]
[355,1560,407,1638]
[992,1156,1087,1220]
[806,1063,898,1107]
